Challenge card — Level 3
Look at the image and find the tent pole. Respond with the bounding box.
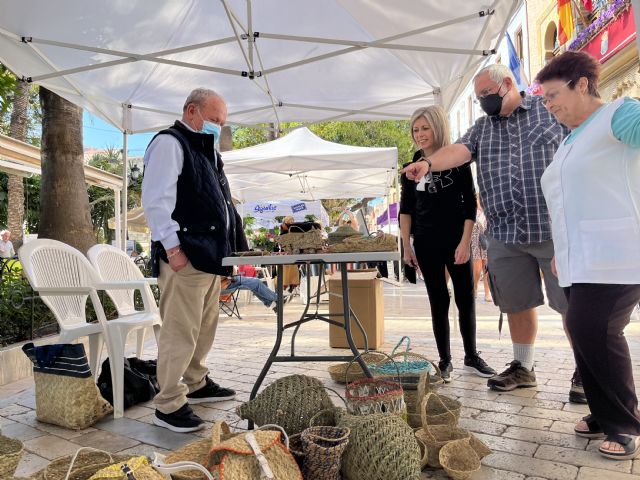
[114,188,121,250]
[121,130,128,252]
[395,167,403,283]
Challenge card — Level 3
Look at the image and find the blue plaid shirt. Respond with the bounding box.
[457,95,569,244]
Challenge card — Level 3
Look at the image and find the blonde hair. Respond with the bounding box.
[283,216,295,225]
[409,105,451,150]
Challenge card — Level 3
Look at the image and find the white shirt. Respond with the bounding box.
[541,98,640,287]
[142,120,222,250]
[0,239,14,258]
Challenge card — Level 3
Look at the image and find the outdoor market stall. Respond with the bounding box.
[0,0,523,249]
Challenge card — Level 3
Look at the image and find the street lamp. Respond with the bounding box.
[129,163,141,186]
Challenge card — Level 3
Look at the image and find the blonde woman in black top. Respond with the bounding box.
[399,106,495,381]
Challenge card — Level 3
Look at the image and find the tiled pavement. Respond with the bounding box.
[2,279,640,479]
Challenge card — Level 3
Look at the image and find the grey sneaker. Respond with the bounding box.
[569,369,588,404]
[438,359,453,383]
[487,360,537,391]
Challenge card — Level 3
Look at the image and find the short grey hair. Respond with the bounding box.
[183,88,224,111]
[474,64,516,85]
[0,230,9,236]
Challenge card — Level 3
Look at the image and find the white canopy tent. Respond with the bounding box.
[0,0,523,247]
[222,127,397,202]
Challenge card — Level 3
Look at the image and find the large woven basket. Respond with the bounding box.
[38,449,128,480]
[439,438,481,480]
[337,411,421,480]
[415,425,470,468]
[276,229,325,253]
[207,425,302,480]
[328,232,397,253]
[163,423,239,480]
[371,337,441,390]
[0,434,24,478]
[237,374,335,435]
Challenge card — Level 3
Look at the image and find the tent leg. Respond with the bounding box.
[121,130,129,252]
[114,189,121,250]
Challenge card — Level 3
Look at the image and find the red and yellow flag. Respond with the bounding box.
[557,0,575,45]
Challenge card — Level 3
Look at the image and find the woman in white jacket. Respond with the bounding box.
[537,50,640,460]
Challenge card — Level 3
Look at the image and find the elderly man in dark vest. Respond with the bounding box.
[142,88,247,432]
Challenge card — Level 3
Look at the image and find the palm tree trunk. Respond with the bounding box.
[6,80,30,250]
[38,87,95,253]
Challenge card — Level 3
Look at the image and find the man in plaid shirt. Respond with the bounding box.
[403,64,584,403]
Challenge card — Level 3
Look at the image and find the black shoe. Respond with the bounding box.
[487,360,537,391]
[569,369,588,404]
[187,376,236,404]
[153,403,204,433]
[463,353,497,378]
[438,359,453,383]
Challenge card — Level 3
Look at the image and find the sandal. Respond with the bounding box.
[574,414,605,439]
[599,434,640,460]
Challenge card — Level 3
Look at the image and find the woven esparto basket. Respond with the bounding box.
[327,352,387,384]
[328,232,397,253]
[0,434,24,478]
[276,229,325,253]
[336,411,422,480]
[372,337,441,390]
[404,371,442,428]
[439,438,481,480]
[420,391,461,427]
[164,422,239,480]
[237,374,335,435]
[40,448,128,480]
[300,426,350,480]
[89,455,165,480]
[415,425,470,468]
[344,352,407,419]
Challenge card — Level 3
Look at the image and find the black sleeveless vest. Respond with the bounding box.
[149,121,237,276]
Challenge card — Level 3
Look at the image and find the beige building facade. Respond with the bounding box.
[526,0,639,101]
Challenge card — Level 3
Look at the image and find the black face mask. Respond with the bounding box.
[478,82,506,116]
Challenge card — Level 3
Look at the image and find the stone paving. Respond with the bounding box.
[2,279,640,479]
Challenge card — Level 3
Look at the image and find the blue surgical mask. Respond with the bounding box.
[201,121,221,143]
[197,109,221,143]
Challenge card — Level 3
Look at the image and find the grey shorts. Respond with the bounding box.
[486,237,567,315]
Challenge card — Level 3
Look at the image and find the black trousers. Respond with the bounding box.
[564,283,640,436]
[413,235,476,362]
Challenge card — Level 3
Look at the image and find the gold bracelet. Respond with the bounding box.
[167,248,182,260]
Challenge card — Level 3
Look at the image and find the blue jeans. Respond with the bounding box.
[228,276,277,307]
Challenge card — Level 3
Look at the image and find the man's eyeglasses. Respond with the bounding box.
[541,80,572,106]
[474,80,504,104]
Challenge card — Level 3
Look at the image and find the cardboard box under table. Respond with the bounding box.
[329,270,384,349]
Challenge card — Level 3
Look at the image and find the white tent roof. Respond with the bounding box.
[222,127,397,202]
[0,1,521,133]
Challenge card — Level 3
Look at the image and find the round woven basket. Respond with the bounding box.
[236,374,335,435]
[439,438,481,480]
[0,434,24,479]
[420,392,461,427]
[41,450,129,480]
[415,425,470,468]
[300,426,350,480]
[327,352,387,384]
[89,456,165,480]
[345,377,406,418]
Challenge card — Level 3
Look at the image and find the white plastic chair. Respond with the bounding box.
[19,239,161,418]
[87,244,161,357]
